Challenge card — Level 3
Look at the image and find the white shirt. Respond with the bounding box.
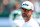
[9,10,39,27]
[22,18,39,27]
[13,20,24,27]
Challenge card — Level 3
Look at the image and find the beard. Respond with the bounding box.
[22,13,31,20]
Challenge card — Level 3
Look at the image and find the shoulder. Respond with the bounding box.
[28,18,39,27]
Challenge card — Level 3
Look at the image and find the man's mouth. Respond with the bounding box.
[22,14,26,17]
[22,13,30,18]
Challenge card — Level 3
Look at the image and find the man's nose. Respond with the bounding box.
[22,11,25,13]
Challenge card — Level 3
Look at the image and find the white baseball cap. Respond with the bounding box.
[21,1,34,10]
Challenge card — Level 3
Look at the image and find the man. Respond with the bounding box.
[21,1,39,27]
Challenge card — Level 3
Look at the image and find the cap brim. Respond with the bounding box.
[22,6,31,10]
[20,6,32,10]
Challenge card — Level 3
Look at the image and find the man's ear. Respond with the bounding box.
[32,10,34,14]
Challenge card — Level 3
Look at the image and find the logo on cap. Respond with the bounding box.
[23,3,29,6]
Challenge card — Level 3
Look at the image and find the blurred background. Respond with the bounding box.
[0,0,40,27]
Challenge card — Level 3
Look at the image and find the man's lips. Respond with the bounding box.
[22,14,25,15]
[22,14,26,17]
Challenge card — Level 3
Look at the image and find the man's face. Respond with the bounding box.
[22,8,32,20]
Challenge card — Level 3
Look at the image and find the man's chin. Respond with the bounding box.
[23,17,28,20]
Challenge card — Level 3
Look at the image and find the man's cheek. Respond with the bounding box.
[26,13,31,15]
